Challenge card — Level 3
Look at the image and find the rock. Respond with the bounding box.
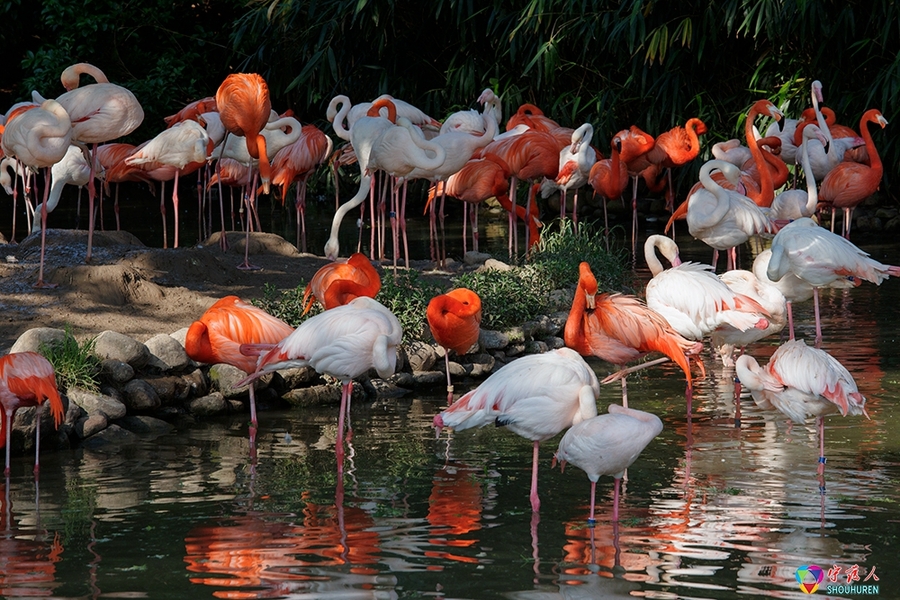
[463,251,491,265]
[82,424,141,450]
[468,353,496,377]
[543,336,566,350]
[506,343,526,357]
[94,331,151,368]
[276,367,318,390]
[75,414,108,439]
[389,372,416,387]
[10,327,67,353]
[502,326,525,344]
[448,360,466,377]
[68,388,127,420]
[282,384,341,407]
[182,368,209,398]
[170,327,189,347]
[143,375,194,404]
[412,370,445,384]
[145,334,192,371]
[100,359,135,383]
[117,415,175,436]
[525,340,549,354]
[186,392,227,416]
[479,329,509,350]
[406,340,437,372]
[208,363,255,398]
[122,379,162,411]
[856,215,881,231]
[479,258,513,272]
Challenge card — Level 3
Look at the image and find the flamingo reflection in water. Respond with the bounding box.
[425,462,484,564]
[184,483,393,598]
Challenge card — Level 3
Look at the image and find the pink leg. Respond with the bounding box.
[400,181,410,268]
[560,187,567,221]
[173,171,181,249]
[588,480,597,524]
[160,180,168,249]
[238,173,261,270]
[336,381,352,474]
[786,300,795,340]
[5,408,13,476]
[34,168,57,288]
[813,287,822,348]
[85,143,98,263]
[572,188,579,234]
[734,373,742,428]
[444,351,454,404]
[530,440,541,512]
[621,376,628,408]
[214,160,229,251]
[612,477,621,522]
[817,416,826,476]
[461,202,468,256]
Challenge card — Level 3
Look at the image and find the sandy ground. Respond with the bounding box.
[0,228,455,351]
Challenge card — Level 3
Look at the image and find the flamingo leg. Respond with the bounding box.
[444,351,454,404]
[390,182,399,270]
[612,476,621,522]
[813,287,823,348]
[734,373,742,428]
[530,440,541,512]
[572,188,579,234]
[173,171,181,249]
[4,408,13,476]
[336,380,352,474]
[787,300,795,340]
[33,402,43,475]
[621,377,628,409]
[817,416,826,477]
[588,479,597,524]
[400,181,410,268]
[34,168,57,289]
[85,143,98,263]
[238,173,261,270]
[160,180,168,249]
[462,202,468,256]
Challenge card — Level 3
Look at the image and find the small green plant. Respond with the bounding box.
[252,282,319,327]
[453,266,551,330]
[39,327,101,393]
[376,269,442,343]
[530,220,628,292]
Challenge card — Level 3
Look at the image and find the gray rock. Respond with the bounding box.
[463,251,491,265]
[118,415,175,436]
[412,370,445,384]
[406,340,437,372]
[276,367,318,390]
[186,392,227,416]
[543,336,566,350]
[506,344,526,357]
[75,414,108,439]
[448,360,466,377]
[82,424,140,450]
[142,375,194,404]
[479,329,509,350]
[524,340,549,354]
[10,327,67,353]
[282,384,341,408]
[208,363,258,398]
[503,326,526,344]
[479,258,513,272]
[68,388,127,420]
[388,372,416,387]
[145,334,192,371]
[170,327,189,347]
[468,353,496,377]
[122,379,162,411]
[94,331,151,368]
[100,359,135,383]
[182,368,209,398]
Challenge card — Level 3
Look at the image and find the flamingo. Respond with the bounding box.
[433,347,600,513]
[0,99,73,287]
[819,109,888,239]
[215,73,274,267]
[642,117,707,211]
[767,123,828,223]
[541,122,596,226]
[616,125,655,253]
[270,123,333,252]
[735,339,868,475]
[205,157,253,232]
[47,62,144,263]
[184,296,294,450]
[588,133,629,243]
[0,351,64,476]
[711,138,752,168]
[239,296,402,472]
[327,94,441,139]
[301,252,382,314]
[685,159,772,271]
[31,144,91,235]
[95,142,153,231]
[564,261,702,407]
[163,96,217,127]
[761,79,824,167]
[0,157,32,243]
[553,404,663,523]
[125,119,212,248]
[427,288,482,403]
[766,217,900,347]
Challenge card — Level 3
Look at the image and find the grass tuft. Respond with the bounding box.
[38,327,101,393]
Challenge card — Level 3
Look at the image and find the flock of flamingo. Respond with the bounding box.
[0,64,895,523]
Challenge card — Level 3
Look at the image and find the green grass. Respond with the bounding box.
[375,269,443,344]
[530,220,628,292]
[252,282,319,327]
[39,327,101,393]
[453,266,551,330]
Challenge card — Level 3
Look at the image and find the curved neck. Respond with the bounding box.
[859,113,883,173]
[329,96,352,141]
[697,161,734,223]
[745,106,773,204]
[61,63,108,90]
[799,130,819,212]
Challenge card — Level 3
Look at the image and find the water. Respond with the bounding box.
[3,182,900,598]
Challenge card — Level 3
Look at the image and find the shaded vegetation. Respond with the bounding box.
[39,327,101,393]
[4,1,899,195]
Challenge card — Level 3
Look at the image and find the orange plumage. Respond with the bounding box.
[163,96,218,128]
[301,253,382,314]
[215,73,273,193]
[427,288,482,355]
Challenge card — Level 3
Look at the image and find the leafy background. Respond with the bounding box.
[2,0,897,196]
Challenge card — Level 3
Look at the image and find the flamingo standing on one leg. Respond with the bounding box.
[30,144,91,235]
[427,288,482,403]
[565,262,702,407]
[239,297,402,473]
[588,133,629,245]
[184,296,294,452]
[735,339,868,476]
[0,351,64,476]
[553,404,663,523]
[541,122,597,227]
[1,100,73,288]
[766,217,900,347]
[641,117,707,212]
[433,347,600,513]
[46,62,144,263]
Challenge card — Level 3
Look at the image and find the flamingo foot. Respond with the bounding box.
[33,280,59,289]
[236,261,261,271]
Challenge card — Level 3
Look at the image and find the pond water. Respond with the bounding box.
[3,182,900,599]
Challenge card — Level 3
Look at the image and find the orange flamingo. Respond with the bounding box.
[505,103,560,133]
[184,296,294,449]
[818,109,888,239]
[0,352,64,476]
[427,288,482,403]
[163,96,217,128]
[96,142,154,230]
[642,117,707,211]
[565,262,701,407]
[589,133,629,241]
[301,252,382,314]
[215,73,273,268]
[271,123,333,252]
[616,125,655,252]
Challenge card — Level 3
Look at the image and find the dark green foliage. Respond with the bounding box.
[530,220,628,292]
[252,283,320,328]
[38,327,101,393]
[375,270,443,343]
[453,267,551,331]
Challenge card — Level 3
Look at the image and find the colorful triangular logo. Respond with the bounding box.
[796,564,825,594]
